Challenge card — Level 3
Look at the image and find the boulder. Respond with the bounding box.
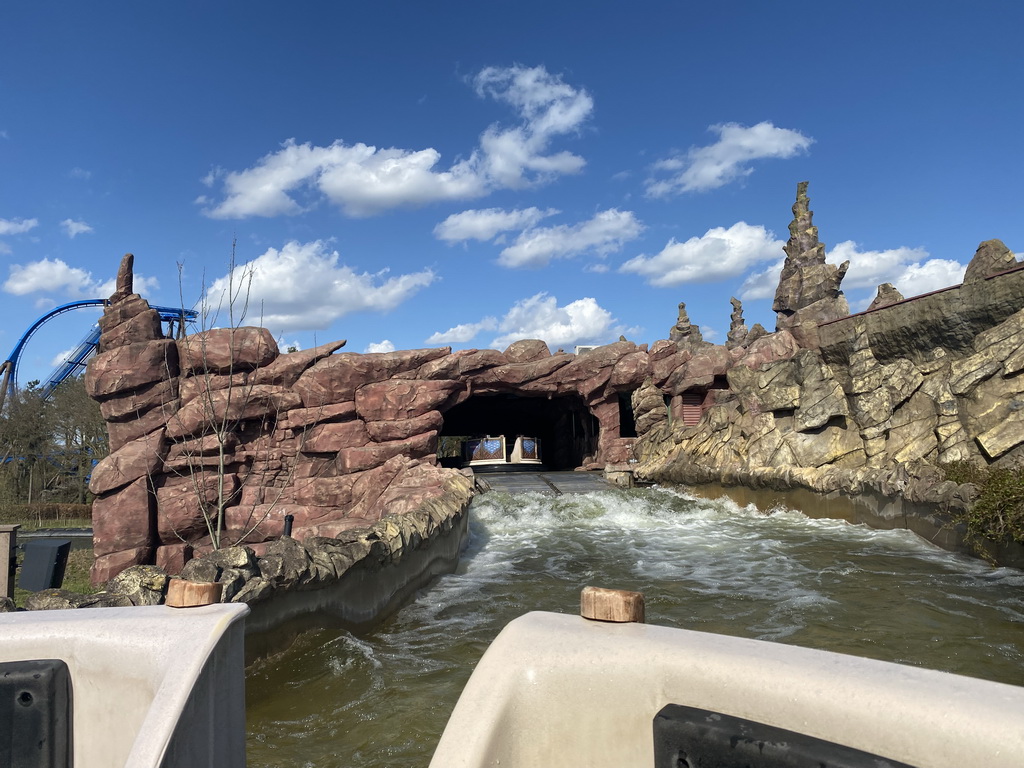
[251,340,346,386]
[89,429,167,495]
[98,308,164,352]
[365,411,444,442]
[156,472,239,543]
[155,542,193,575]
[337,431,437,475]
[301,420,370,453]
[100,378,178,422]
[92,476,154,556]
[106,564,168,606]
[85,340,179,399]
[91,547,153,586]
[166,385,301,439]
[355,379,462,422]
[178,327,279,375]
[504,339,551,363]
[294,349,450,406]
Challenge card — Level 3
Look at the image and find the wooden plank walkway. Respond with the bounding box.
[476,471,611,495]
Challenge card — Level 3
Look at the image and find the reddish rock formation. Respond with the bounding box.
[87,186,1024,584]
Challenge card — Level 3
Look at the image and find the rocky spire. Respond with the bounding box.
[668,302,703,347]
[112,253,135,302]
[963,239,1018,284]
[726,297,748,348]
[866,282,905,311]
[772,181,849,347]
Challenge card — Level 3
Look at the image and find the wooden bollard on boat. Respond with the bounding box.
[580,586,645,623]
[165,578,223,608]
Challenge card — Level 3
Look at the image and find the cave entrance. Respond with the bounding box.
[439,393,599,471]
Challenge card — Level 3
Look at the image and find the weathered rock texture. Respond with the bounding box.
[88,181,1024,584]
[773,181,850,348]
[636,185,1024,532]
[86,259,646,584]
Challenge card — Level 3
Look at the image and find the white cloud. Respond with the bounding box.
[364,340,396,353]
[738,241,967,304]
[425,292,627,349]
[203,240,435,333]
[646,122,813,197]
[68,167,91,180]
[60,219,94,238]
[202,64,592,219]
[621,222,783,287]
[738,258,785,300]
[887,259,966,296]
[491,293,619,348]
[0,242,11,256]
[499,209,644,268]
[472,64,592,187]
[826,240,965,296]
[3,257,158,298]
[49,346,77,367]
[0,217,39,236]
[434,206,557,243]
[425,317,498,344]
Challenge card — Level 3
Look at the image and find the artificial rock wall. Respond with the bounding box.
[86,182,1024,583]
[85,257,648,582]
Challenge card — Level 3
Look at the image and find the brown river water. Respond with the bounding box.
[245,486,1024,767]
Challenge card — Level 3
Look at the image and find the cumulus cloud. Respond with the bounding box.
[49,346,77,367]
[826,240,965,295]
[490,293,623,348]
[60,219,94,238]
[621,222,783,287]
[4,258,158,298]
[364,340,396,353]
[203,240,435,333]
[738,259,785,300]
[425,292,627,349]
[646,122,812,197]
[498,209,644,268]
[426,317,498,344]
[202,64,592,219]
[434,206,557,243]
[0,217,39,236]
[738,241,967,304]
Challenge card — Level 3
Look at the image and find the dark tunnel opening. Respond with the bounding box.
[439,393,600,471]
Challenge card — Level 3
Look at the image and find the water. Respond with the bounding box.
[245,486,1024,767]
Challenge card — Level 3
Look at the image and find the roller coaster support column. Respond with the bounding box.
[0,360,11,414]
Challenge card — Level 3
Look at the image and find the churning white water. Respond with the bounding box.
[246,486,1024,768]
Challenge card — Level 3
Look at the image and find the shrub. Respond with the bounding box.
[942,461,1024,549]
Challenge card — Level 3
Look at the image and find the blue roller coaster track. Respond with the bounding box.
[0,299,198,410]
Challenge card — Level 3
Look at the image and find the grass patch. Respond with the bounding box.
[941,461,1024,551]
[0,503,92,530]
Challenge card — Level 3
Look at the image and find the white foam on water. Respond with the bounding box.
[246,485,1024,768]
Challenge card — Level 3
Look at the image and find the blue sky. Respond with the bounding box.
[2,2,1022,385]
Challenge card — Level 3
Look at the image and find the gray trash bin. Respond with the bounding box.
[19,539,72,592]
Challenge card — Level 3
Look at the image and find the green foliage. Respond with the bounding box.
[0,377,108,505]
[13,547,96,607]
[437,435,467,459]
[942,461,1024,548]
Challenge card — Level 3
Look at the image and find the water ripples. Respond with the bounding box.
[246,485,1024,768]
